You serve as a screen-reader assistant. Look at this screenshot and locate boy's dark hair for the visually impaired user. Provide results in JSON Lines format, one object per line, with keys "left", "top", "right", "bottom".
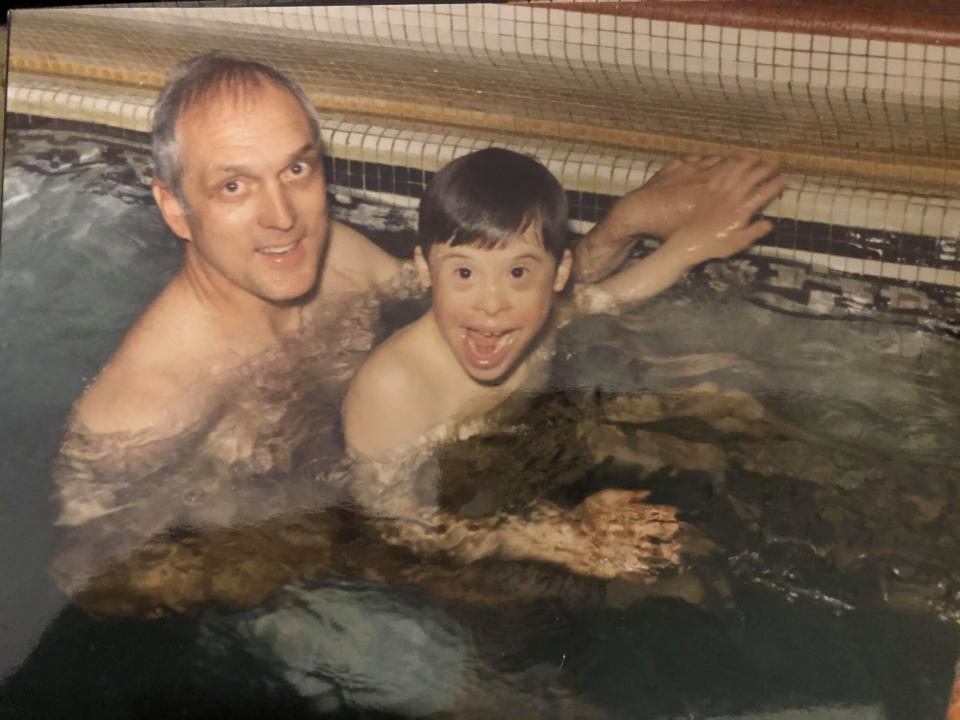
{"left": 418, "top": 148, "right": 569, "bottom": 261}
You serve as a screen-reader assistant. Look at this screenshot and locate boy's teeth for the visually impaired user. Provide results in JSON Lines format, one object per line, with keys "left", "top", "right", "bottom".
{"left": 465, "top": 330, "right": 514, "bottom": 359}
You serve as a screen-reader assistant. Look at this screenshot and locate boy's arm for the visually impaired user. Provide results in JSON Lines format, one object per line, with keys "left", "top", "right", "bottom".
{"left": 589, "top": 157, "right": 786, "bottom": 306}
{"left": 574, "top": 155, "right": 783, "bottom": 283}
{"left": 344, "top": 373, "right": 709, "bottom": 581}
{"left": 351, "top": 450, "right": 709, "bottom": 583}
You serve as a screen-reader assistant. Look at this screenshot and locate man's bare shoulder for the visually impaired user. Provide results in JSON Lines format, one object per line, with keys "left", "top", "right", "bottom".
{"left": 341, "top": 321, "right": 437, "bottom": 457}
{"left": 72, "top": 285, "right": 214, "bottom": 435}
{"left": 321, "top": 220, "right": 404, "bottom": 296}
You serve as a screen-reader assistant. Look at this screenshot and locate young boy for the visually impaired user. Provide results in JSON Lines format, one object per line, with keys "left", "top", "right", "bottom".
{"left": 343, "top": 147, "right": 785, "bottom": 459}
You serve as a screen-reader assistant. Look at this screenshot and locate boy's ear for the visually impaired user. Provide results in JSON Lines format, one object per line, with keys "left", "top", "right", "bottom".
{"left": 152, "top": 180, "right": 193, "bottom": 241}
{"left": 553, "top": 249, "right": 573, "bottom": 292}
{"left": 413, "top": 246, "right": 432, "bottom": 289}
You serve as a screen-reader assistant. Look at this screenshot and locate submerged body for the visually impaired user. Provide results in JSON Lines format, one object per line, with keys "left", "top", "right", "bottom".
{"left": 3, "top": 113, "right": 958, "bottom": 717}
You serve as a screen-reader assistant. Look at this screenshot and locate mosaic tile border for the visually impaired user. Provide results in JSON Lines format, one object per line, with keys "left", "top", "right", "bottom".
{"left": 6, "top": 113, "right": 959, "bottom": 303}
{"left": 9, "top": 6, "right": 960, "bottom": 199}
{"left": 5, "top": 115, "right": 958, "bottom": 338}
{"left": 9, "top": 70, "right": 960, "bottom": 251}
{"left": 11, "top": 5, "right": 960, "bottom": 198}
{"left": 5, "top": 5, "right": 960, "bottom": 295}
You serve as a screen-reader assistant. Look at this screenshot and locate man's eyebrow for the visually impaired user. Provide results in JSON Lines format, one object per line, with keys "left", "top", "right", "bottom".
{"left": 288, "top": 143, "right": 320, "bottom": 163}
{"left": 211, "top": 144, "right": 318, "bottom": 176}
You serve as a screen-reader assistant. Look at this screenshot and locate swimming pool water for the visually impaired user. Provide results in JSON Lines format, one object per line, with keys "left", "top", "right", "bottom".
{"left": 1, "top": 120, "right": 958, "bottom": 719}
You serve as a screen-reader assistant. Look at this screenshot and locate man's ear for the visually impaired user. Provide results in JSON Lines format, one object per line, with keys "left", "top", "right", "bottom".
{"left": 553, "top": 248, "right": 573, "bottom": 292}
{"left": 413, "top": 246, "right": 432, "bottom": 289}
{"left": 152, "top": 180, "right": 193, "bottom": 241}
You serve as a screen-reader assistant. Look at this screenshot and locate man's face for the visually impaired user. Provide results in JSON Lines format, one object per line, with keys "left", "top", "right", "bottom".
{"left": 156, "top": 79, "right": 328, "bottom": 306}
{"left": 416, "top": 226, "right": 572, "bottom": 385}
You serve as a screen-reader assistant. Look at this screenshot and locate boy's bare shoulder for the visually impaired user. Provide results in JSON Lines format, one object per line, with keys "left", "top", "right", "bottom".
{"left": 342, "top": 322, "right": 437, "bottom": 457}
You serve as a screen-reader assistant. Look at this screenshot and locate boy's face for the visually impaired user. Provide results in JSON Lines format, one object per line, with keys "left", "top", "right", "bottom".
{"left": 415, "top": 226, "right": 572, "bottom": 385}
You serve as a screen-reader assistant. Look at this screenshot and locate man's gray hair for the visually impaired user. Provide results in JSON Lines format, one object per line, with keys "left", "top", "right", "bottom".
{"left": 151, "top": 54, "right": 323, "bottom": 204}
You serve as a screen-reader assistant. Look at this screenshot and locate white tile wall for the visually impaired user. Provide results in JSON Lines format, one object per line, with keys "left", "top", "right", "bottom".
{"left": 47, "top": 4, "right": 958, "bottom": 105}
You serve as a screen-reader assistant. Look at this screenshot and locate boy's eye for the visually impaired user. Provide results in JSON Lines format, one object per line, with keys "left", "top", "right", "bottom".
{"left": 510, "top": 266, "right": 527, "bottom": 279}
{"left": 456, "top": 268, "right": 473, "bottom": 280}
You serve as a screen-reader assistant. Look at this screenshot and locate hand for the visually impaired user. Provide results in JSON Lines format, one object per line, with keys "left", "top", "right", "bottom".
{"left": 510, "top": 489, "right": 709, "bottom": 580}
{"left": 609, "top": 155, "right": 782, "bottom": 239}
{"left": 660, "top": 156, "right": 786, "bottom": 265}
{"left": 575, "top": 155, "right": 784, "bottom": 283}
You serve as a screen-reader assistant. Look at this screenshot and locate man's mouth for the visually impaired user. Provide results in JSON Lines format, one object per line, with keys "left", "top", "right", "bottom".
{"left": 257, "top": 239, "right": 301, "bottom": 256}
{"left": 462, "top": 327, "right": 517, "bottom": 369}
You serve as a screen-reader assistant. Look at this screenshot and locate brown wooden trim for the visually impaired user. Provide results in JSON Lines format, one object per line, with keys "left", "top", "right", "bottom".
{"left": 525, "top": 1, "right": 960, "bottom": 46}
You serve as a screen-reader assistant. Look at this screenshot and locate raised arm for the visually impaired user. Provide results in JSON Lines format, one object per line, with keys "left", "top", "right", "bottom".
{"left": 574, "top": 155, "right": 784, "bottom": 283}
{"left": 590, "top": 156, "right": 786, "bottom": 306}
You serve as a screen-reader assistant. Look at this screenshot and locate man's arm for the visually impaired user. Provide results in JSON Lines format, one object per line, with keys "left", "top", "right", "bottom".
{"left": 587, "top": 156, "right": 786, "bottom": 306}
{"left": 573, "top": 155, "right": 783, "bottom": 283}
{"left": 323, "top": 221, "right": 412, "bottom": 297}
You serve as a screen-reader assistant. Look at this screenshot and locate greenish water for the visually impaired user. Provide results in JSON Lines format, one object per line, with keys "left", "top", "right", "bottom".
{"left": 1, "top": 121, "right": 958, "bottom": 719}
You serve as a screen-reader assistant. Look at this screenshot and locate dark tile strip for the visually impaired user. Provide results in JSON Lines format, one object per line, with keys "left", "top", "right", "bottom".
{"left": 6, "top": 113, "right": 958, "bottom": 275}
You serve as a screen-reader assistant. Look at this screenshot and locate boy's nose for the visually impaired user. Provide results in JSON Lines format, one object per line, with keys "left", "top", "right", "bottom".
{"left": 258, "top": 182, "right": 296, "bottom": 231}
{"left": 474, "top": 281, "right": 511, "bottom": 315}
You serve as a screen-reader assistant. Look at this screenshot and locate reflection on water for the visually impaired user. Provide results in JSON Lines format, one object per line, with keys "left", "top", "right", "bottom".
{"left": 1, "top": 123, "right": 958, "bottom": 718}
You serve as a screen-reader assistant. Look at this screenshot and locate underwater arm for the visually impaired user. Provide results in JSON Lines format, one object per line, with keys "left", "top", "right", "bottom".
{"left": 52, "top": 512, "right": 343, "bottom": 617}
{"left": 49, "top": 422, "right": 350, "bottom": 618}
{"left": 574, "top": 155, "right": 784, "bottom": 284}
{"left": 589, "top": 156, "right": 786, "bottom": 306}
{"left": 350, "top": 453, "right": 707, "bottom": 583}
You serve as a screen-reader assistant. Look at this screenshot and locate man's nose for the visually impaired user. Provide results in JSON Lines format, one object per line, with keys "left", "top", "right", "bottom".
{"left": 474, "top": 280, "right": 511, "bottom": 315}
{"left": 258, "top": 182, "right": 296, "bottom": 231}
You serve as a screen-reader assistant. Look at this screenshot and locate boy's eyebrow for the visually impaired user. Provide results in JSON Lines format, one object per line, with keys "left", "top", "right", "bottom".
{"left": 510, "top": 253, "right": 546, "bottom": 263}
{"left": 436, "top": 250, "right": 547, "bottom": 262}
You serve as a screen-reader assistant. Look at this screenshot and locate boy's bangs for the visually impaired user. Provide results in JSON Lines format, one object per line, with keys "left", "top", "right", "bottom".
{"left": 457, "top": 213, "right": 544, "bottom": 251}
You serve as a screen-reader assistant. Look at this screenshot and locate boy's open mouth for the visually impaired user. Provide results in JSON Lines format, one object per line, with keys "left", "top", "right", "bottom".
{"left": 462, "top": 327, "right": 517, "bottom": 368}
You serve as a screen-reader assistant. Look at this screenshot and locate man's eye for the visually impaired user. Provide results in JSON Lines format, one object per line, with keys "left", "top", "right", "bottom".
{"left": 223, "top": 180, "right": 240, "bottom": 194}
{"left": 290, "top": 161, "right": 309, "bottom": 176}
{"left": 510, "top": 266, "right": 527, "bottom": 279}
{"left": 456, "top": 268, "right": 472, "bottom": 280}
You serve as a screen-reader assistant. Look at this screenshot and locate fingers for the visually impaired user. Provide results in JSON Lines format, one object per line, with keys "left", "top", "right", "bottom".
{"left": 732, "top": 218, "right": 775, "bottom": 252}
{"left": 743, "top": 157, "right": 781, "bottom": 187}
{"left": 654, "top": 157, "right": 687, "bottom": 179}
{"left": 746, "top": 174, "right": 788, "bottom": 212}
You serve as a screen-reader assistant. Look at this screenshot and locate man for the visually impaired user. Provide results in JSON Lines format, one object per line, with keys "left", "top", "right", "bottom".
{"left": 73, "top": 56, "right": 401, "bottom": 437}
